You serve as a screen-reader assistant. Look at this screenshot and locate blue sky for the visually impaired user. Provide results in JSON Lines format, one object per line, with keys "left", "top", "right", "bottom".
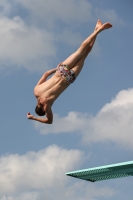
{"left": 0, "top": 0, "right": 133, "bottom": 199}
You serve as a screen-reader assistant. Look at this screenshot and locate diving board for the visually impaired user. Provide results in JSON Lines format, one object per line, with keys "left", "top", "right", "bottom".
{"left": 66, "top": 161, "right": 133, "bottom": 182}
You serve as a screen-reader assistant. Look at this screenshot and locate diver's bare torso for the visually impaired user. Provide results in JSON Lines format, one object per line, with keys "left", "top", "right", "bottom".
{"left": 34, "top": 71, "right": 69, "bottom": 106}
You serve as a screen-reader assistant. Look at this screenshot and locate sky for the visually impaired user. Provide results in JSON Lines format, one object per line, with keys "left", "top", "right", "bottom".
{"left": 0, "top": 0, "right": 133, "bottom": 199}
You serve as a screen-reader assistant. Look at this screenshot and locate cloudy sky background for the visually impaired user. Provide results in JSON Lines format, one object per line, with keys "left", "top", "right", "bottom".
{"left": 0, "top": 0, "right": 133, "bottom": 199}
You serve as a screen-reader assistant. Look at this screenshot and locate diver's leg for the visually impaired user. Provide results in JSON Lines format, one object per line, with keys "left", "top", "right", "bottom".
{"left": 71, "top": 45, "right": 93, "bottom": 77}
{"left": 71, "top": 20, "right": 112, "bottom": 77}
{"left": 62, "top": 32, "right": 98, "bottom": 69}
{"left": 76, "top": 19, "right": 102, "bottom": 59}
{"left": 62, "top": 20, "right": 112, "bottom": 69}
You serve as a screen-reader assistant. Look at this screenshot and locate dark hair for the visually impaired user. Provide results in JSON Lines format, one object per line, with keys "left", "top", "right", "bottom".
{"left": 35, "top": 105, "right": 45, "bottom": 116}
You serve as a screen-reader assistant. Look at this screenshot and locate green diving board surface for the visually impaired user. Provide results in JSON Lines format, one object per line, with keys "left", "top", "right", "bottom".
{"left": 66, "top": 161, "right": 133, "bottom": 182}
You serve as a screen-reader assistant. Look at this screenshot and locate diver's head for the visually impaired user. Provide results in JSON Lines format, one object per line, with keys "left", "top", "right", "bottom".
{"left": 35, "top": 104, "right": 45, "bottom": 116}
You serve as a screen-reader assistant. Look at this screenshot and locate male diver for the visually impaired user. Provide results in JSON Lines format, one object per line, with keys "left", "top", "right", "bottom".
{"left": 27, "top": 20, "right": 112, "bottom": 124}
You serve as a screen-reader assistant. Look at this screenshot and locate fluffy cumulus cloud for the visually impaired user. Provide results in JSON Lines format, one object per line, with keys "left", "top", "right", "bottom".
{"left": 34, "top": 111, "right": 89, "bottom": 135}
{"left": 0, "top": 145, "right": 81, "bottom": 199}
{"left": 35, "top": 88, "right": 133, "bottom": 150}
{"left": 0, "top": 16, "right": 56, "bottom": 71}
{"left": 0, "top": 0, "right": 123, "bottom": 72}
{"left": 0, "top": 145, "right": 116, "bottom": 200}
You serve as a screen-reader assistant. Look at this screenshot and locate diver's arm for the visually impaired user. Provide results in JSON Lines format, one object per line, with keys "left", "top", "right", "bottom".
{"left": 27, "top": 113, "right": 52, "bottom": 124}
{"left": 36, "top": 68, "right": 57, "bottom": 85}
{"left": 27, "top": 112, "right": 53, "bottom": 124}
{"left": 27, "top": 103, "right": 53, "bottom": 124}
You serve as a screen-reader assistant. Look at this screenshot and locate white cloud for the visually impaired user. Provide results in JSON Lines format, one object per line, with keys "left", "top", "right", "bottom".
{"left": 101, "top": 89, "right": 133, "bottom": 111}
{"left": 84, "top": 88, "right": 133, "bottom": 148}
{"left": 35, "top": 88, "right": 133, "bottom": 150}
{"left": 0, "top": 145, "right": 83, "bottom": 197}
{"left": 0, "top": 15, "right": 88, "bottom": 72}
{"left": 0, "top": 145, "right": 116, "bottom": 200}
{"left": 34, "top": 111, "right": 89, "bottom": 135}
{"left": 0, "top": 16, "right": 56, "bottom": 72}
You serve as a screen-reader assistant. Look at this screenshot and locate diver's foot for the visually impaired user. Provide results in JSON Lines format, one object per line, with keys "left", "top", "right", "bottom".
{"left": 95, "top": 19, "right": 103, "bottom": 32}
{"left": 97, "top": 22, "right": 112, "bottom": 33}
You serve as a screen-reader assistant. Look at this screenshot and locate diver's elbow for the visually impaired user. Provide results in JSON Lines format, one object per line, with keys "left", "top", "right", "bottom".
{"left": 47, "top": 119, "right": 53, "bottom": 124}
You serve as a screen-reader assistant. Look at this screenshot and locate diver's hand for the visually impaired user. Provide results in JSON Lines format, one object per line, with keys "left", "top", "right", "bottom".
{"left": 56, "top": 62, "right": 62, "bottom": 69}
{"left": 27, "top": 112, "right": 34, "bottom": 119}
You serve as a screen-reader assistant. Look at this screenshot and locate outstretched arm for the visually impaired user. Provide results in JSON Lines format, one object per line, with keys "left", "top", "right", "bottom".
{"left": 27, "top": 113, "right": 53, "bottom": 124}
{"left": 37, "top": 68, "right": 57, "bottom": 85}
{"left": 27, "top": 104, "right": 53, "bottom": 124}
